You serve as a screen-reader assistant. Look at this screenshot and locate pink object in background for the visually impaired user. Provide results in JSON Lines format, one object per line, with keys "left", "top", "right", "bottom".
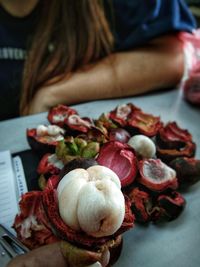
{"left": 179, "top": 29, "right": 200, "bottom": 106}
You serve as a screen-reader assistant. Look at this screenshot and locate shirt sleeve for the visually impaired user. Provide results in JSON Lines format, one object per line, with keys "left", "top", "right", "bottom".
{"left": 110, "top": 0, "right": 197, "bottom": 51}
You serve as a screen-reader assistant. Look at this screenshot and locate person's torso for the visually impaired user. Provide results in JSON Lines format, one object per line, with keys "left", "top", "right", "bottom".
{"left": 0, "top": 4, "right": 38, "bottom": 120}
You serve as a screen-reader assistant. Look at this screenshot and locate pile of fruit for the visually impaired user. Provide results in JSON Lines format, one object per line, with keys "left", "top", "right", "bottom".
{"left": 13, "top": 103, "right": 200, "bottom": 265}
{"left": 27, "top": 103, "right": 200, "bottom": 223}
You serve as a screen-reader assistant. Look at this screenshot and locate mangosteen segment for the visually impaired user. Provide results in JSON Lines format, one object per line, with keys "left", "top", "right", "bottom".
{"left": 97, "top": 141, "right": 138, "bottom": 188}
{"left": 138, "top": 159, "right": 178, "bottom": 192}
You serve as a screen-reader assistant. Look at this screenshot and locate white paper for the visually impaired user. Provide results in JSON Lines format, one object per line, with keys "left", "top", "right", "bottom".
{"left": 13, "top": 156, "right": 28, "bottom": 200}
{"left": 0, "top": 151, "right": 27, "bottom": 233}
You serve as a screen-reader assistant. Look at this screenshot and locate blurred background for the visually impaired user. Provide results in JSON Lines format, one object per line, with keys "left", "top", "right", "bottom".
{"left": 186, "top": 0, "right": 200, "bottom": 25}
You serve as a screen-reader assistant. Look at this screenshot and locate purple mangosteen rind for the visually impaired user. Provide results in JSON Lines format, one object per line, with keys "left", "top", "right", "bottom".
{"left": 156, "top": 141, "right": 196, "bottom": 163}
{"left": 47, "top": 104, "right": 78, "bottom": 127}
{"left": 152, "top": 191, "right": 186, "bottom": 222}
{"left": 169, "top": 157, "right": 200, "bottom": 187}
{"left": 27, "top": 130, "right": 57, "bottom": 154}
{"left": 128, "top": 187, "right": 152, "bottom": 223}
{"left": 137, "top": 159, "right": 178, "bottom": 192}
{"left": 156, "top": 121, "right": 193, "bottom": 149}
{"left": 97, "top": 141, "right": 138, "bottom": 188}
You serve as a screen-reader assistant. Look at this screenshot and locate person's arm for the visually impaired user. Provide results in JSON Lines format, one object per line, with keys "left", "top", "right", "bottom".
{"left": 6, "top": 241, "right": 108, "bottom": 267}
{"left": 24, "top": 33, "right": 184, "bottom": 115}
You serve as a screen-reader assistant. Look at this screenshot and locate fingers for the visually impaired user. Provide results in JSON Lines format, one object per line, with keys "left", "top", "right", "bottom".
{"left": 60, "top": 240, "right": 101, "bottom": 267}
{"left": 6, "top": 241, "right": 110, "bottom": 267}
{"left": 6, "top": 254, "right": 25, "bottom": 267}
{"left": 60, "top": 240, "right": 110, "bottom": 267}
{"left": 6, "top": 243, "right": 67, "bottom": 267}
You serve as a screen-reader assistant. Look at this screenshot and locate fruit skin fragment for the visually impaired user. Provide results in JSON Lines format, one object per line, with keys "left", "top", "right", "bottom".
{"left": 108, "top": 103, "right": 162, "bottom": 136}
{"left": 156, "top": 141, "right": 196, "bottom": 163}
{"left": 37, "top": 153, "right": 63, "bottom": 176}
{"left": 27, "top": 126, "right": 65, "bottom": 154}
{"left": 127, "top": 110, "right": 162, "bottom": 137}
{"left": 97, "top": 141, "right": 138, "bottom": 188}
{"left": 128, "top": 187, "right": 152, "bottom": 223}
{"left": 156, "top": 121, "right": 196, "bottom": 163}
{"left": 151, "top": 191, "right": 186, "bottom": 222}
{"left": 47, "top": 104, "right": 78, "bottom": 127}
{"left": 156, "top": 121, "right": 193, "bottom": 149}
{"left": 169, "top": 157, "right": 200, "bottom": 187}
{"left": 137, "top": 159, "right": 178, "bottom": 192}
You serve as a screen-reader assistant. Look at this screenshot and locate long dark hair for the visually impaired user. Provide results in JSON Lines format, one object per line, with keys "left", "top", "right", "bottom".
{"left": 20, "top": 0, "right": 114, "bottom": 113}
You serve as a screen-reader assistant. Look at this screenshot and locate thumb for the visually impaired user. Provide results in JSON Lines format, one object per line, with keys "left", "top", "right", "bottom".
{"left": 60, "top": 241, "right": 110, "bottom": 267}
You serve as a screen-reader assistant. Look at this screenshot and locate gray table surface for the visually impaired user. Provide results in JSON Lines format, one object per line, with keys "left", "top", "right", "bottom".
{"left": 0, "top": 88, "right": 200, "bottom": 267}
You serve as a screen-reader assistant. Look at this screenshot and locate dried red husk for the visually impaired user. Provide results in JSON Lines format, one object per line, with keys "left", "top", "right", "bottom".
{"left": 156, "top": 121, "right": 192, "bottom": 149}
{"left": 156, "top": 141, "right": 196, "bottom": 163}
{"left": 27, "top": 128, "right": 63, "bottom": 154}
{"left": 127, "top": 110, "right": 162, "bottom": 137}
{"left": 37, "top": 153, "right": 62, "bottom": 176}
{"left": 64, "top": 115, "right": 93, "bottom": 135}
{"left": 38, "top": 174, "right": 61, "bottom": 191}
{"left": 97, "top": 141, "right": 138, "bottom": 188}
{"left": 151, "top": 191, "right": 186, "bottom": 222}
{"left": 47, "top": 104, "right": 78, "bottom": 127}
{"left": 13, "top": 191, "right": 59, "bottom": 249}
{"left": 109, "top": 103, "right": 141, "bottom": 127}
{"left": 169, "top": 157, "right": 200, "bottom": 187}
{"left": 80, "top": 125, "right": 108, "bottom": 144}
{"left": 137, "top": 159, "right": 178, "bottom": 192}
{"left": 128, "top": 187, "right": 152, "bottom": 223}
{"left": 183, "top": 74, "right": 200, "bottom": 106}
{"left": 95, "top": 113, "right": 118, "bottom": 131}
{"left": 45, "top": 175, "right": 60, "bottom": 190}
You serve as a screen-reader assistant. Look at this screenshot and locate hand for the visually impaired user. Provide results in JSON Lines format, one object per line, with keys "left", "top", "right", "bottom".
{"left": 6, "top": 241, "right": 109, "bottom": 267}
{"left": 6, "top": 242, "right": 67, "bottom": 267}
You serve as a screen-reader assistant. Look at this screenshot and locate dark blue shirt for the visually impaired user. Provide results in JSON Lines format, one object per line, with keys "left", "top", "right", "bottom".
{"left": 112, "top": 0, "right": 197, "bottom": 50}
{"left": 0, "top": 0, "right": 197, "bottom": 121}
{"left": 0, "top": 4, "right": 39, "bottom": 120}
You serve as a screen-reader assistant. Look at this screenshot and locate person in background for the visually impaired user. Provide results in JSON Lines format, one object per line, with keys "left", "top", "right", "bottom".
{"left": 0, "top": 0, "right": 197, "bottom": 121}
{"left": 1, "top": 0, "right": 197, "bottom": 265}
